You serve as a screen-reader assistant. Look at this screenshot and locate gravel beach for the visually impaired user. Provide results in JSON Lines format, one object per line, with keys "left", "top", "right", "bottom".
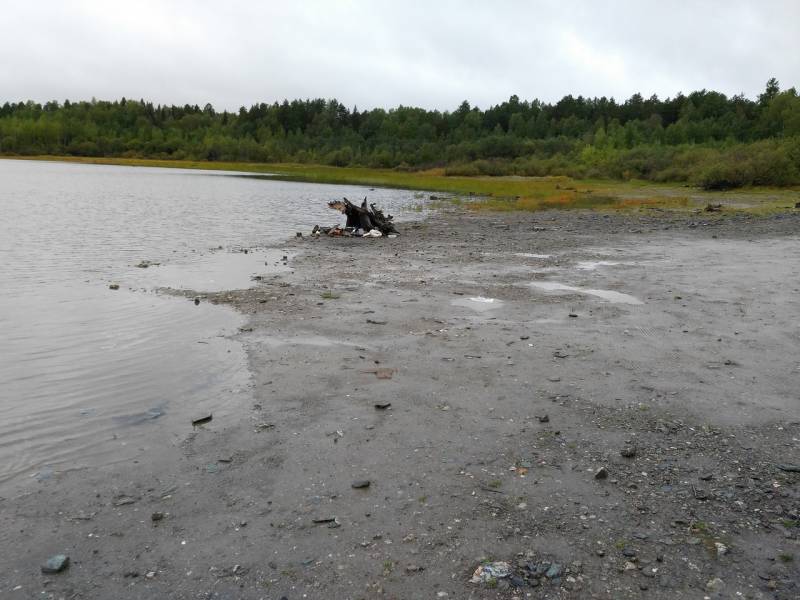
{"left": 2, "top": 207, "right": 799, "bottom": 599}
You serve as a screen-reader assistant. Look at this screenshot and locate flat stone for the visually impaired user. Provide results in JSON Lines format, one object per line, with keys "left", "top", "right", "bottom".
{"left": 41, "top": 555, "right": 70, "bottom": 574}
{"left": 351, "top": 480, "right": 371, "bottom": 489}
{"left": 191, "top": 414, "right": 213, "bottom": 426}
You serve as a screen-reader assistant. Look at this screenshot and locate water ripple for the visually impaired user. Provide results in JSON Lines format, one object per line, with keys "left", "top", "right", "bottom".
{"left": 0, "top": 159, "right": 423, "bottom": 485}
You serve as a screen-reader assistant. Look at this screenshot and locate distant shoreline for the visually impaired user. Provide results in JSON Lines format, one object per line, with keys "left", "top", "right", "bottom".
{"left": 2, "top": 155, "right": 797, "bottom": 214}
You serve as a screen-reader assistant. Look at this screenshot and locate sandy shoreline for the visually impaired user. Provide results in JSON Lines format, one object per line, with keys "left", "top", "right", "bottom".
{"left": 2, "top": 207, "right": 799, "bottom": 599}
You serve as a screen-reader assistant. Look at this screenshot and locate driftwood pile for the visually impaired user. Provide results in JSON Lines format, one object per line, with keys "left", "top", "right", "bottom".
{"left": 312, "top": 197, "right": 399, "bottom": 238}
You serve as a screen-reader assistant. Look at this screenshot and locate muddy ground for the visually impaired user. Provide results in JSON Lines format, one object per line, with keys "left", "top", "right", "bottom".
{"left": 2, "top": 207, "right": 800, "bottom": 599}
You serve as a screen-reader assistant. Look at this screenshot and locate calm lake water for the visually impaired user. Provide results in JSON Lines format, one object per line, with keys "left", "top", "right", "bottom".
{"left": 0, "top": 159, "right": 422, "bottom": 485}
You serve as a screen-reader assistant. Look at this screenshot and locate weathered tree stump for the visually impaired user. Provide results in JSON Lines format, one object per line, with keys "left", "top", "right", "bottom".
{"left": 328, "top": 197, "right": 399, "bottom": 235}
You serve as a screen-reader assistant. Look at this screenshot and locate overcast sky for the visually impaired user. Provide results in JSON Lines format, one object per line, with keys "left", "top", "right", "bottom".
{"left": 2, "top": 0, "right": 797, "bottom": 112}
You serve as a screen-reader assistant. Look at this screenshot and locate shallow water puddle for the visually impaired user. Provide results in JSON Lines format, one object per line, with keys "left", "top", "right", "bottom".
{"left": 252, "top": 334, "right": 368, "bottom": 349}
{"left": 134, "top": 249, "right": 293, "bottom": 292}
{"left": 451, "top": 296, "right": 504, "bottom": 312}
{"left": 576, "top": 260, "right": 627, "bottom": 270}
{"left": 529, "top": 281, "right": 643, "bottom": 305}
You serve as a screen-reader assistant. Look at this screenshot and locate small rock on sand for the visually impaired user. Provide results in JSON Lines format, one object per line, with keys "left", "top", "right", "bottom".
{"left": 41, "top": 555, "right": 70, "bottom": 574}
{"left": 191, "top": 414, "right": 213, "bottom": 426}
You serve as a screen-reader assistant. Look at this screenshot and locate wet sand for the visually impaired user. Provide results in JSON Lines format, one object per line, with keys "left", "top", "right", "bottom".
{"left": 2, "top": 207, "right": 799, "bottom": 599}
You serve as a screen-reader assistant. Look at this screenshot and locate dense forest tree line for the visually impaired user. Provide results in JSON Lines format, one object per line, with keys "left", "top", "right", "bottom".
{"left": 1, "top": 78, "right": 799, "bottom": 189}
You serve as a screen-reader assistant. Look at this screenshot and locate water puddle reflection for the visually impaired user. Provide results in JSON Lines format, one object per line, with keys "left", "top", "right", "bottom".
{"left": 252, "top": 334, "right": 369, "bottom": 349}
{"left": 529, "top": 281, "right": 643, "bottom": 305}
{"left": 131, "top": 249, "right": 293, "bottom": 292}
{"left": 451, "top": 296, "right": 505, "bottom": 311}
{"left": 576, "top": 260, "right": 627, "bottom": 270}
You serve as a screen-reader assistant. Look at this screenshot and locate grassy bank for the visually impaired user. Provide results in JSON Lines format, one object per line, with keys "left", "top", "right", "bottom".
{"left": 5, "top": 155, "right": 798, "bottom": 214}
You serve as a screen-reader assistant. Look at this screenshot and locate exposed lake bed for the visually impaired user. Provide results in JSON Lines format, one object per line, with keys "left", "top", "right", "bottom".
{"left": 2, "top": 162, "right": 800, "bottom": 598}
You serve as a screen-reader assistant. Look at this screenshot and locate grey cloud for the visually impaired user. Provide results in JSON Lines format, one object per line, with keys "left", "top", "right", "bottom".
{"left": 1, "top": 0, "right": 797, "bottom": 111}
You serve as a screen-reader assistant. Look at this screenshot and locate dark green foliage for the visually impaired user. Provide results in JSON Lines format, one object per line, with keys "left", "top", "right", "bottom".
{"left": 1, "top": 79, "right": 799, "bottom": 188}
